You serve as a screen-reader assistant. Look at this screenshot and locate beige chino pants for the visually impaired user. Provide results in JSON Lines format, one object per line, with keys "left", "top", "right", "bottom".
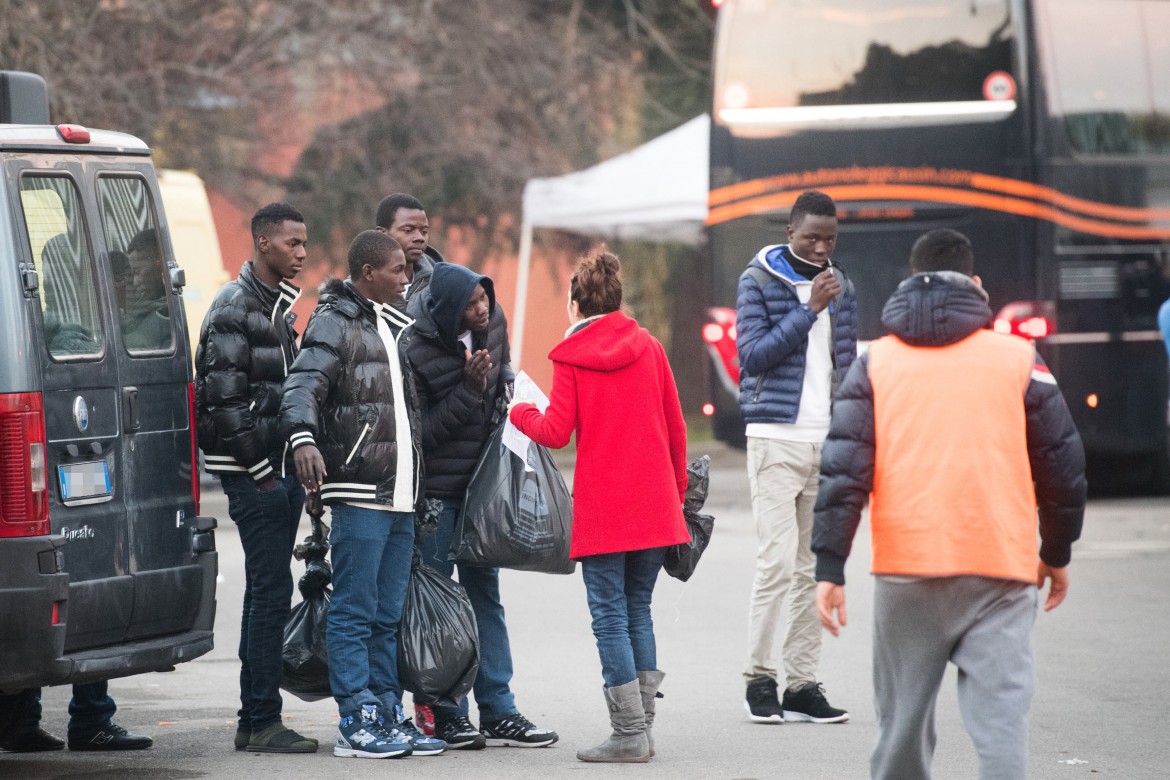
{"left": 743, "top": 436, "right": 822, "bottom": 689}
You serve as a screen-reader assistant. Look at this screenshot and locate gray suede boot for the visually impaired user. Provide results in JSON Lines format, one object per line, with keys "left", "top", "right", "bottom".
{"left": 576, "top": 680, "right": 651, "bottom": 763}
{"left": 637, "top": 670, "right": 665, "bottom": 757}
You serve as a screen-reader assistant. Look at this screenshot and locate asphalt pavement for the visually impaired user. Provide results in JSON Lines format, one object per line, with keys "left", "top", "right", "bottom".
{"left": 6, "top": 442, "right": 1170, "bottom": 779}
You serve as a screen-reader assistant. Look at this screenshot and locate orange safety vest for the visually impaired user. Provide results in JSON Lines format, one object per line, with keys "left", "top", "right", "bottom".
{"left": 867, "top": 329, "right": 1039, "bottom": 583}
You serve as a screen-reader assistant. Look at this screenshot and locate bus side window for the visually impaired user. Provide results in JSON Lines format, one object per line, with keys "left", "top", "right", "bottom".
{"left": 19, "top": 178, "right": 105, "bottom": 359}
{"left": 97, "top": 176, "right": 176, "bottom": 355}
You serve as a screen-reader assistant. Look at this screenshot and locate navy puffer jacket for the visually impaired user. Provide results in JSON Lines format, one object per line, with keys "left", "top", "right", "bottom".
{"left": 735, "top": 245, "right": 858, "bottom": 424}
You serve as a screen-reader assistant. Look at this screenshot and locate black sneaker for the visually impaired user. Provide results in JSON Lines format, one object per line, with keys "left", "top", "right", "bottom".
{"left": 68, "top": 723, "right": 153, "bottom": 751}
{"left": 435, "top": 716, "right": 486, "bottom": 750}
{"left": 745, "top": 678, "right": 784, "bottom": 723}
{"left": 2, "top": 727, "right": 65, "bottom": 752}
{"left": 479, "top": 713, "right": 558, "bottom": 747}
{"left": 781, "top": 682, "right": 850, "bottom": 724}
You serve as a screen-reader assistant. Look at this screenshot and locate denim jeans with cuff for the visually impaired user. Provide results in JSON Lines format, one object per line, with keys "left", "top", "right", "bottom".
{"left": 327, "top": 504, "right": 415, "bottom": 718}
{"left": 417, "top": 501, "right": 518, "bottom": 723}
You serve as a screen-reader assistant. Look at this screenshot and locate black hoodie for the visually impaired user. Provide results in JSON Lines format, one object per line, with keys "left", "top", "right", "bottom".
{"left": 404, "top": 264, "right": 514, "bottom": 501}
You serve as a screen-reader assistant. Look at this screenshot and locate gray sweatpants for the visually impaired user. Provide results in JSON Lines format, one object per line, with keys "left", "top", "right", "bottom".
{"left": 872, "top": 575, "right": 1037, "bottom": 780}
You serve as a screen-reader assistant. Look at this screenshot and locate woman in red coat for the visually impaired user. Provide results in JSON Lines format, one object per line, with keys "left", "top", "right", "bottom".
{"left": 509, "top": 251, "right": 690, "bottom": 764}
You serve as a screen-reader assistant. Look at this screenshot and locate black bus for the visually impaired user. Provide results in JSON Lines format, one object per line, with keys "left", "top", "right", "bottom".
{"left": 702, "top": 0, "right": 1170, "bottom": 490}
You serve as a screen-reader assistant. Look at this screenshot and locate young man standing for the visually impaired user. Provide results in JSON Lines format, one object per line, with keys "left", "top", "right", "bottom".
{"left": 403, "top": 263, "right": 558, "bottom": 750}
{"left": 195, "top": 202, "right": 315, "bottom": 753}
{"left": 375, "top": 192, "right": 446, "bottom": 304}
{"left": 813, "top": 229, "right": 1086, "bottom": 779}
{"left": 281, "top": 231, "right": 446, "bottom": 759}
{"left": 736, "top": 190, "right": 855, "bottom": 725}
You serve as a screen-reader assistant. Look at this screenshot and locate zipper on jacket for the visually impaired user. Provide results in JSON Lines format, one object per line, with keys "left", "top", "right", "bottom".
{"left": 752, "top": 374, "right": 766, "bottom": 403}
{"left": 345, "top": 423, "right": 371, "bottom": 465}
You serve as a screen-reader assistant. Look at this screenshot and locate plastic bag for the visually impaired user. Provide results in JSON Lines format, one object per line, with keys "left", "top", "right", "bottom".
{"left": 281, "top": 588, "right": 332, "bottom": 701}
{"left": 664, "top": 455, "right": 716, "bottom": 582}
{"left": 282, "top": 496, "right": 333, "bottom": 701}
{"left": 398, "top": 552, "right": 480, "bottom": 709}
{"left": 451, "top": 421, "right": 575, "bottom": 574}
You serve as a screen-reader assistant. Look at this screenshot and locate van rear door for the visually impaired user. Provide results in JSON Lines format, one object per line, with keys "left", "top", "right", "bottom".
{"left": 93, "top": 169, "right": 202, "bottom": 641}
{"left": 11, "top": 163, "right": 131, "bottom": 650}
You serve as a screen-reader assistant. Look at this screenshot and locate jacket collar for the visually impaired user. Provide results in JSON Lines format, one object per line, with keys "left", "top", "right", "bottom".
{"left": 239, "top": 262, "right": 301, "bottom": 324}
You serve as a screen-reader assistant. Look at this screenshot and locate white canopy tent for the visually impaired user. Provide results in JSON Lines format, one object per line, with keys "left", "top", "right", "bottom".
{"left": 512, "top": 114, "right": 709, "bottom": 367}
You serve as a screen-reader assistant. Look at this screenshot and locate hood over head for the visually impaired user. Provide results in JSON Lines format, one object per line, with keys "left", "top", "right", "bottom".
{"left": 425, "top": 262, "right": 495, "bottom": 348}
{"left": 550, "top": 310, "right": 650, "bottom": 371}
{"left": 880, "top": 270, "right": 992, "bottom": 347}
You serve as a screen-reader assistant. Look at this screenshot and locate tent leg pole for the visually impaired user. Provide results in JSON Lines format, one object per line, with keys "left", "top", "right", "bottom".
{"left": 512, "top": 219, "right": 534, "bottom": 372}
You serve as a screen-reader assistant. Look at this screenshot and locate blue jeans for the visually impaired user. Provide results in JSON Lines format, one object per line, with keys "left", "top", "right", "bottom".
{"left": 417, "top": 501, "right": 517, "bottom": 723}
{"left": 327, "top": 504, "right": 415, "bottom": 717}
{"left": 15, "top": 682, "right": 116, "bottom": 739}
{"left": 221, "top": 473, "right": 305, "bottom": 731}
{"left": 580, "top": 548, "right": 666, "bottom": 688}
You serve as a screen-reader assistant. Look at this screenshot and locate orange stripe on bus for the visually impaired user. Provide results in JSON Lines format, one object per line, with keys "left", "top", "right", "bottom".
{"left": 709, "top": 168, "right": 1170, "bottom": 223}
{"left": 705, "top": 184, "right": 1170, "bottom": 241}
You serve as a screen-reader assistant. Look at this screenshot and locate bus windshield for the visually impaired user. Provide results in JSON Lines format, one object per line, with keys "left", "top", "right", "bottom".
{"left": 714, "top": 0, "right": 1013, "bottom": 130}
{"left": 1036, "top": 0, "right": 1170, "bottom": 155}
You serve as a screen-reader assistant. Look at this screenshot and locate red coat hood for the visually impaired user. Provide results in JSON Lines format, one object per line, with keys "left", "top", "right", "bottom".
{"left": 549, "top": 311, "right": 649, "bottom": 371}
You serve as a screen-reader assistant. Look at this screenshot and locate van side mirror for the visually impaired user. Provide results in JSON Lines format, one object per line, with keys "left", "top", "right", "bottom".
{"left": 170, "top": 267, "right": 186, "bottom": 289}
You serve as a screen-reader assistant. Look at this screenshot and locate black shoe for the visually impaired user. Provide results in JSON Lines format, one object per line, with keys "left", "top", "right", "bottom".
{"left": 479, "top": 713, "right": 558, "bottom": 747}
{"left": 781, "top": 682, "right": 850, "bottom": 724}
{"left": 435, "top": 716, "right": 487, "bottom": 750}
{"left": 1, "top": 727, "right": 66, "bottom": 752}
{"left": 745, "top": 678, "right": 784, "bottom": 723}
{"left": 68, "top": 723, "right": 154, "bottom": 751}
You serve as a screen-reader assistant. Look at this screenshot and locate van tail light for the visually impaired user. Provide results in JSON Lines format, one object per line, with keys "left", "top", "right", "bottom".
{"left": 0, "top": 392, "right": 50, "bottom": 537}
{"left": 187, "top": 383, "right": 200, "bottom": 515}
{"left": 993, "top": 301, "right": 1055, "bottom": 341}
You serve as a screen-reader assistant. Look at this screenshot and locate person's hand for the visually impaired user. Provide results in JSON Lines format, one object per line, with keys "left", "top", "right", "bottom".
{"left": 1037, "top": 563, "right": 1069, "bottom": 611}
{"left": 294, "top": 444, "right": 327, "bottom": 493}
{"left": 257, "top": 475, "right": 279, "bottom": 493}
{"left": 807, "top": 269, "right": 842, "bottom": 313}
{"left": 817, "top": 581, "right": 847, "bottom": 637}
{"left": 463, "top": 349, "right": 492, "bottom": 395}
{"left": 507, "top": 398, "right": 523, "bottom": 413}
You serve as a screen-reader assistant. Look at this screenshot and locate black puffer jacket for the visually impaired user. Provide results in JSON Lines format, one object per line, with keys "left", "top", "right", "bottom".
{"left": 404, "top": 264, "right": 513, "bottom": 501}
{"left": 280, "top": 279, "right": 424, "bottom": 508}
{"left": 196, "top": 262, "right": 300, "bottom": 482}
{"left": 812, "top": 271, "right": 1086, "bottom": 584}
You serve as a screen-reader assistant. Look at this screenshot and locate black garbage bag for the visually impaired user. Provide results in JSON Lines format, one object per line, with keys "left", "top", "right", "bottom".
{"left": 451, "top": 422, "right": 574, "bottom": 574}
{"left": 282, "top": 495, "right": 333, "bottom": 701}
{"left": 664, "top": 455, "right": 716, "bottom": 582}
{"left": 398, "top": 552, "right": 480, "bottom": 709}
{"left": 281, "top": 588, "right": 333, "bottom": 701}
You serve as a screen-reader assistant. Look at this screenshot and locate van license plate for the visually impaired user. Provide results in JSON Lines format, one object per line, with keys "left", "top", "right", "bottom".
{"left": 58, "top": 461, "right": 112, "bottom": 501}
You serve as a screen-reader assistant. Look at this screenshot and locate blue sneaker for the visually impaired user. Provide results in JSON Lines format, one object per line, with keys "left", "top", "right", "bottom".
{"left": 386, "top": 707, "right": 446, "bottom": 756}
{"left": 335, "top": 705, "right": 412, "bottom": 759}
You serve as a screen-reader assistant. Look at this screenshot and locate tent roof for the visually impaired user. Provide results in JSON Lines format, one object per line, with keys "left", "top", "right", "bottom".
{"left": 521, "top": 114, "right": 709, "bottom": 245}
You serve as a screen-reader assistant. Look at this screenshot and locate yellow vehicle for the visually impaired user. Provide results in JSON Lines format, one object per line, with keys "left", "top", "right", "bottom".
{"left": 157, "top": 169, "right": 229, "bottom": 356}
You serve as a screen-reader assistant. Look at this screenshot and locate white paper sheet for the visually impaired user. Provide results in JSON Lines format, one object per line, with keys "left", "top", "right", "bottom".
{"left": 503, "top": 371, "right": 550, "bottom": 469}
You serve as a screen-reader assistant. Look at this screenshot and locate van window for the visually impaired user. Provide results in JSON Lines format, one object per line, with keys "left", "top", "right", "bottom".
{"left": 19, "top": 176, "right": 105, "bottom": 359}
{"left": 97, "top": 176, "right": 175, "bottom": 354}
